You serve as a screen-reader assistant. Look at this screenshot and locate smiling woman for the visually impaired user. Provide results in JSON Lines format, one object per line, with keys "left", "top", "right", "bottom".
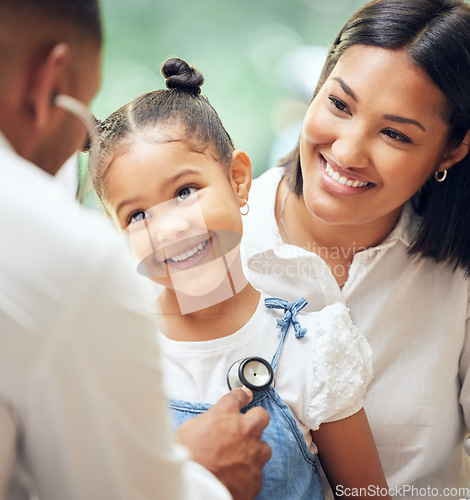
{"left": 242, "top": 0, "right": 470, "bottom": 497}
{"left": 298, "top": 45, "right": 458, "bottom": 239}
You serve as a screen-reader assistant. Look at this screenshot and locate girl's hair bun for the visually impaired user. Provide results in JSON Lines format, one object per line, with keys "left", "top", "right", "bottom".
{"left": 161, "top": 57, "right": 204, "bottom": 95}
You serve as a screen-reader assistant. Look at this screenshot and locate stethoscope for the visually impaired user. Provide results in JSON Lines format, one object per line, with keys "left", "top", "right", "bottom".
{"left": 226, "top": 297, "right": 308, "bottom": 393}
{"left": 227, "top": 357, "right": 274, "bottom": 392}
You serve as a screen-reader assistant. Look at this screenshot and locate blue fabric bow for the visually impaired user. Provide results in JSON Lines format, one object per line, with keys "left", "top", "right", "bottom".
{"left": 264, "top": 297, "right": 308, "bottom": 371}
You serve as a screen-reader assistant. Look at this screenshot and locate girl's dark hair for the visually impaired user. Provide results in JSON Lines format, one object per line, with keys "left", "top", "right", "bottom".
{"left": 281, "top": 0, "right": 470, "bottom": 275}
{"left": 89, "top": 57, "right": 234, "bottom": 200}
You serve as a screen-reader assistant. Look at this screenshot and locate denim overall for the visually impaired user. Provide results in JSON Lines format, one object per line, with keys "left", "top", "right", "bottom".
{"left": 168, "top": 297, "right": 325, "bottom": 500}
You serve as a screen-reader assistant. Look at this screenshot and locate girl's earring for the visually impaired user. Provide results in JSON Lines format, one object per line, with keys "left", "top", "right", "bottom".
{"left": 240, "top": 199, "right": 249, "bottom": 216}
{"left": 434, "top": 169, "right": 447, "bottom": 182}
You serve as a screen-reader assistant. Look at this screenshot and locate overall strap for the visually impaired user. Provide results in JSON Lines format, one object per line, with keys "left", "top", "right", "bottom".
{"left": 264, "top": 297, "right": 308, "bottom": 372}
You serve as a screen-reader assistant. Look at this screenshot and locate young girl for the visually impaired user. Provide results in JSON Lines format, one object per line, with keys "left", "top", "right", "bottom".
{"left": 88, "top": 57, "right": 390, "bottom": 499}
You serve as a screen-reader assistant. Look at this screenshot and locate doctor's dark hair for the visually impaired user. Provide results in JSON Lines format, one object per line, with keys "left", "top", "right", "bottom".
{"left": 281, "top": 0, "right": 470, "bottom": 276}
{"left": 89, "top": 57, "right": 235, "bottom": 201}
{"left": 0, "top": 0, "right": 102, "bottom": 44}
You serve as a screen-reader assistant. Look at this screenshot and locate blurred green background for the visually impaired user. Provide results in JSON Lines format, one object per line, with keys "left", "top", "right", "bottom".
{"left": 80, "top": 0, "right": 369, "bottom": 208}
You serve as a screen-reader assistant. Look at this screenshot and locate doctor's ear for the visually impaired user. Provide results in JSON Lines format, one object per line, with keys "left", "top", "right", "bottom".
{"left": 26, "top": 43, "right": 70, "bottom": 131}
{"left": 230, "top": 150, "right": 252, "bottom": 203}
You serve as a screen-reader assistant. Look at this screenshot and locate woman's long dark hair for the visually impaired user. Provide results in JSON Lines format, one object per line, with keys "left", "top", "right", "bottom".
{"left": 282, "top": 0, "right": 470, "bottom": 275}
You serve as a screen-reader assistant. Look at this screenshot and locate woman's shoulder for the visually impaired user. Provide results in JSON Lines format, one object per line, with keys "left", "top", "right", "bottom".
{"left": 248, "top": 166, "right": 284, "bottom": 214}
{"left": 251, "top": 165, "right": 285, "bottom": 189}
{"left": 242, "top": 167, "right": 285, "bottom": 256}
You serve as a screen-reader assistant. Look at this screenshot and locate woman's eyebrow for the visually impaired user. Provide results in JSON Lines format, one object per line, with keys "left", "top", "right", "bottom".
{"left": 332, "top": 77, "right": 358, "bottom": 102}
{"left": 382, "top": 114, "right": 426, "bottom": 132}
{"left": 332, "top": 77, "right": 426, "bottom": 132}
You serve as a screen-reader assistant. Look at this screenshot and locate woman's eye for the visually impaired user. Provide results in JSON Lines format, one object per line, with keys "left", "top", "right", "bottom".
{"left": 382, "top": 129, "right": 412, "bottom": 144}
{"left": 129, "top": 211, "right": 150, "bottom": 224}
{"left": 176, "top": 186, "right": 197, "bottom": 203}
{"left": 329, "top": 97, "right": 351, "bottom": 115}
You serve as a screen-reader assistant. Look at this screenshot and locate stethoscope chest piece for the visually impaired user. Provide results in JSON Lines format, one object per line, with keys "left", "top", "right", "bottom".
{"left": 227, "top": 356, "right": 274, "bottom": 392}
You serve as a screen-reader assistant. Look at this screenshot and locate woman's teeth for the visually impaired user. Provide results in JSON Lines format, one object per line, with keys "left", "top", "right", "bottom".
{"left": 168, "top": 239, "right": 210, "bottom": 263}
{"left": 325, "top": 163, "right": 370, "bottom": 188}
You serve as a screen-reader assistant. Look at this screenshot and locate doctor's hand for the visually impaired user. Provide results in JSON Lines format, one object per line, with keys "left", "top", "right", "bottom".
{"left": 175, "top": 387, "right": 271, "bottom": 500}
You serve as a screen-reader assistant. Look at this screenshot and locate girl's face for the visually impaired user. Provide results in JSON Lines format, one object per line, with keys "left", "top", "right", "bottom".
{"left": 103, "top": 126, "right": 251, "bottom": 297}
{"left": 300, "top": 45, "right": 463, "bottom": 231}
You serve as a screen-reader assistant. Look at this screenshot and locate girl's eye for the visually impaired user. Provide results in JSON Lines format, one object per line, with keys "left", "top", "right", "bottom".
{"left": 176, "top": 186, "right": 198, "bottom": 203}
{"left": 129, "top": 211, "right": 150, "bottom": 224}
{"left": 382, "top": 129, "right": 412, "bottom": 144}
{"left": 329, "top": 96, "right": 351, "bottom": 115}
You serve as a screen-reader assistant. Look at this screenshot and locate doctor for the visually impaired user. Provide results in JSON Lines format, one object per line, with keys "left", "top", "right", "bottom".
{"left": 0, "top": 1, "right": 270, "bottom": 499}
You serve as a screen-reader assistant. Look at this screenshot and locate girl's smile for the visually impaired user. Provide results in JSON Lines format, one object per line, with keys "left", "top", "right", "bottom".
{"left": 163, "top": 236, "right": 212, "bottom": 268}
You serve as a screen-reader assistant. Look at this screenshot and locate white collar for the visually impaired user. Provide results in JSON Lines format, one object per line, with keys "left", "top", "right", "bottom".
{"left": 378, "top": 201, "right": 421, "bottom": 250}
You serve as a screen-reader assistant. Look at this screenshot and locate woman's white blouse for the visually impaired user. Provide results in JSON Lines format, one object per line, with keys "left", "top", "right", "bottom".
{"left": 242, "top": 166, "right": 470, "bottom": 498}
